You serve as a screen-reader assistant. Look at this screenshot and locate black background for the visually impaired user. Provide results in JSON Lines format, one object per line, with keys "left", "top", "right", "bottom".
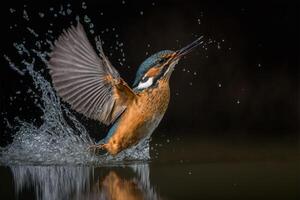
{"left": 0, "top": 0, "right": 299, "bottom": 146}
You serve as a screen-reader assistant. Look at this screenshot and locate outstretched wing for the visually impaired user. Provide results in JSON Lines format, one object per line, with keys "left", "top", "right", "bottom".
{"left": 48, "top": 22, "right": 135, "bottom": 125}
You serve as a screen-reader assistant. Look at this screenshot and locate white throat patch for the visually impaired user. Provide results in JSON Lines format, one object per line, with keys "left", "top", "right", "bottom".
{"left": 137, "top": 77, "right": 154, "bottom": 89}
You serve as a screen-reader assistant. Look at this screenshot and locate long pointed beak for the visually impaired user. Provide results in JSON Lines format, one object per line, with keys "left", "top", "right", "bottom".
{"left": 175, "top": 36, "right": 204, "bottom": 58}
{"left": 163, "top": 36, "right": 204, "bottom": 79}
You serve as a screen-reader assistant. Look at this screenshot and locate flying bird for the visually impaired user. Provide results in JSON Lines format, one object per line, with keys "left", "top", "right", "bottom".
{"left": 48, "top": 22, "right": 202, "bottom": 155}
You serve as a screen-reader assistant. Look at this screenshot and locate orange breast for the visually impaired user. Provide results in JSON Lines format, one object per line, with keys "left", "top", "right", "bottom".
{"left": 104, "top": 79, "right": 170, "bottom": 155}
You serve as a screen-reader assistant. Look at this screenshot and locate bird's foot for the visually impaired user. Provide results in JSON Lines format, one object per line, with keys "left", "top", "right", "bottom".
{"left": 87, "top": 143, "right": 106, "bottom": 154}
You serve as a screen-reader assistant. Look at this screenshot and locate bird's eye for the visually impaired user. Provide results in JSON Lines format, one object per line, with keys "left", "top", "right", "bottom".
{"left": 159, "top": 58, "right": 167, "bottom": 64}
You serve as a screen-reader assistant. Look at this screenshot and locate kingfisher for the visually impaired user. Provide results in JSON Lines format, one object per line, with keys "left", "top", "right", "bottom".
{"left": 48, "top": 22, "right": 202, "bottom": 155}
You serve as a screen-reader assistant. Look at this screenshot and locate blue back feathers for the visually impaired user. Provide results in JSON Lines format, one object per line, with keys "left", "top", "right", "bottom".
{"left": 133, "top": 50, "right": 174, "bottom": 87}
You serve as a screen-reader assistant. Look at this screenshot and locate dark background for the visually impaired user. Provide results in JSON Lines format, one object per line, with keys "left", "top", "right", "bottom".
{"left": 0, "top": 0, "right": 299, "bottom": 146}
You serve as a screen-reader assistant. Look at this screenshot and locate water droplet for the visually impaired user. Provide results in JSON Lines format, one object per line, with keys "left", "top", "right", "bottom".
{"left": 58, "top": 6, "right": 66, "bottom": 16}
{"left": 9, "top": 8, "right": 16, "bottom": 13}
{"left": 23, "top": 10, "right": 29, "bottom": 21}
{"left": 197, "top": 18, "right": 201, "bottom": 24}
{"left": 84, "top": 15, "right": 91, "bottom": 23}
{"left": 38, "top": 12, "right": 45, "bottom": 18}
{"left": 66, "top": 9, "right": 72, "bottom": 15}
{"left": 82, "top": 2, "right": 87, "bottom": 9}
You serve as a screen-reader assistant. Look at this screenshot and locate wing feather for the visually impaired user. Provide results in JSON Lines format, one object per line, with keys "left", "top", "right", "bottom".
{"left": 48, "top": 22, "right": 135, "bottom": 125}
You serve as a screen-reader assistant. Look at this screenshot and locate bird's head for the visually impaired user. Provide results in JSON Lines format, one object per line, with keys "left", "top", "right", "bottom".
{"left": 133, "top": 37, "right": 203, "bottom": 90}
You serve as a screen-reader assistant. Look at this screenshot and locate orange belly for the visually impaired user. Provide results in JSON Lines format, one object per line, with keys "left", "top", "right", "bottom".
{"left": 103, "top": 79, "right": 170, "bottom": 155}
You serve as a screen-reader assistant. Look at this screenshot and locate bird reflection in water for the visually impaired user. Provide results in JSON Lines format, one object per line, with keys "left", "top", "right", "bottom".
{"left": 9, "top": 164, "right": 161, "bottom": 200}
{"left": 98, "top": 171, "right": 144, "bottom": 200}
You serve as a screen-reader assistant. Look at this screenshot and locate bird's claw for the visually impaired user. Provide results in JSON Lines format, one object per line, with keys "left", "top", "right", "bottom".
{"left": 87, "top": 144, "right": 105, "bottom": 154}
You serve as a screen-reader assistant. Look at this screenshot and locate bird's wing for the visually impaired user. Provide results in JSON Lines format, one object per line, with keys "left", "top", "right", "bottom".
{"left": 48, "top": 22, "right": 135, "bottom": 125}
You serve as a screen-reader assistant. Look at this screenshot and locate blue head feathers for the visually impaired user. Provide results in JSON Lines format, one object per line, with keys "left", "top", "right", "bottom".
{"left": 133, "top": 50, "right": 174, "bottom": 87}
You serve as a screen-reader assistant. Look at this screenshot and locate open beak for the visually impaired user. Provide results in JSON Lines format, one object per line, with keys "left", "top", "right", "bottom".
{"left": 167, "top": 36, "right": 203, "bottom": 65}
{"left": 175, "top": 36, "right": 204, "bottom": 58}
{"left": 164, "top": 36, "right": 204, "bottom": 78}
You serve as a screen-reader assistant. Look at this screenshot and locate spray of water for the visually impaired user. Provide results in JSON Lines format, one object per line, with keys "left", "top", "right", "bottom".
{"left": 0, "top": 4, "right": 150, "bottom": 166}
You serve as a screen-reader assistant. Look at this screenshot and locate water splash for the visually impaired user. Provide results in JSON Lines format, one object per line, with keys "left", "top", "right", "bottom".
{"left": 0, "top": 59, "right": 98, "bottom": 165}
{"left": 0, "top": 4, "right": 150, "bottom": 166}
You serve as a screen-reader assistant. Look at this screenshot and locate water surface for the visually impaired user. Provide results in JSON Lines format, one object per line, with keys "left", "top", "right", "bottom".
{"left": 1, "top": 134, "right": 299, "bottom": 200}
